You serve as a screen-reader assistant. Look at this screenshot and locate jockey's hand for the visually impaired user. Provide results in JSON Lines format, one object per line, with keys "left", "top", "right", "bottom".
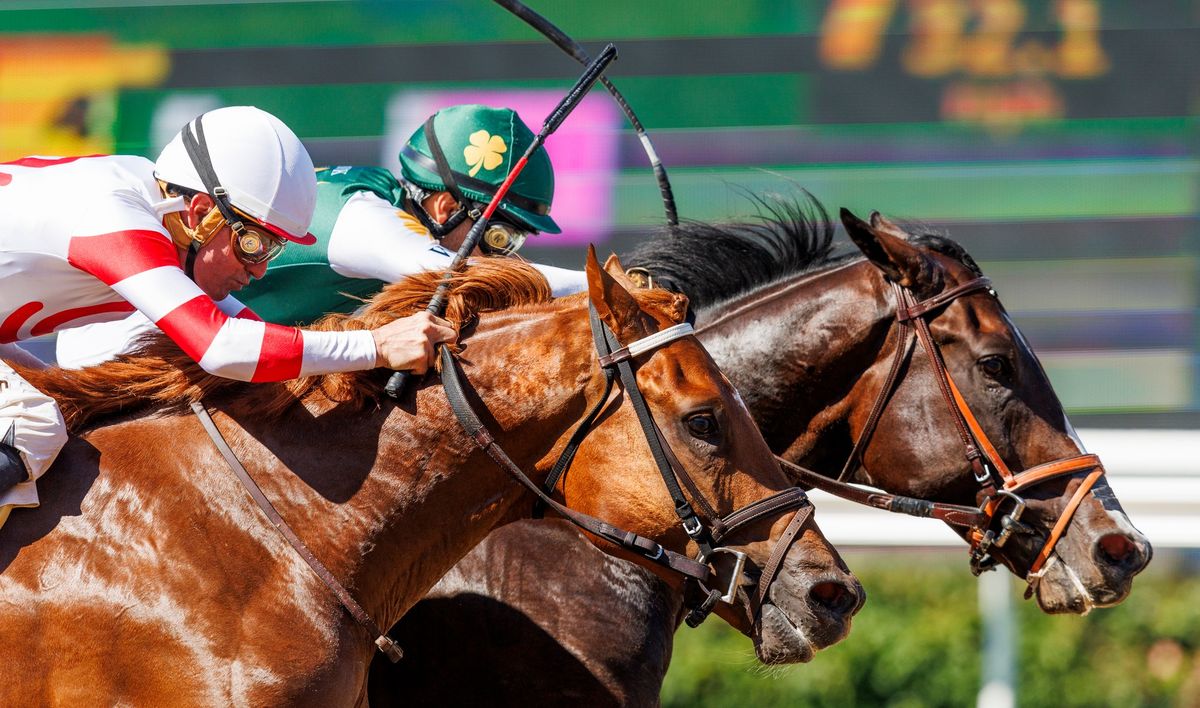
{"left": 370, "top": 312, "right": 457, "bottom": 374}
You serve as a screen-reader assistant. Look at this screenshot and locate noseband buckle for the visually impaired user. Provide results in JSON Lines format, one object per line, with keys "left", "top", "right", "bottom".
{"left": 974, "top": 459, "right": 995, "bottom": 485}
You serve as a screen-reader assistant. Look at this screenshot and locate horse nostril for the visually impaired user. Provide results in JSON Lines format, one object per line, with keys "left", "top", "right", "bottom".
{"left": 809, "top": 580, "right": 858, "bottom": 617}
{"left": 1096, "top": 533, "right": 1139, "bottom": 567}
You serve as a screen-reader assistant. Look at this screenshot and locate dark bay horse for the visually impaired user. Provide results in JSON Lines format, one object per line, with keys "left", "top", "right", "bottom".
{"left": 370, "top": 202, "right": 1150, "bottom": 706}
{"left": 0, "top": 251, "right": 861, "bottom": 705}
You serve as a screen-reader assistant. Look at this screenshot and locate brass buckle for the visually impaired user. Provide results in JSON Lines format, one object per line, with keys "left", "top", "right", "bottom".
{"left": 625, "top": 267, "right": 654, "bottom": 289}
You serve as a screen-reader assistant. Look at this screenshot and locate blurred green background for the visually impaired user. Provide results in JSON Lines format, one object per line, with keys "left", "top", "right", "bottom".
{"left": 2, "top": 1, "right": 1196, "bottom": 704}
{"left": 663, "top": 550, "right": 1200, "bottom": 708}
{"left": 3, "top": 0, "right": 1197, "bottom": 422}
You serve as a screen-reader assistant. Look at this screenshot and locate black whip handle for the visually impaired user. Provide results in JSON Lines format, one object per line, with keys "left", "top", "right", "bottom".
{"left": 544, "top": 43, "right": 616, "bottom": 134}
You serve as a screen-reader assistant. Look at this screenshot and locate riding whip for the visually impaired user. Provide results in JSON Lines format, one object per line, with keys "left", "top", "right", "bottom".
{"left": 385, "top": 43, "right": 619, "bottom": 399}
{"left": 492, "top": 0, "right": 678, "bottom": 226}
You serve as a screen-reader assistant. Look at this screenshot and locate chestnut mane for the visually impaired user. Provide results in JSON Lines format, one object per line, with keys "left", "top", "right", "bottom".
{"left": 19, "top": 259, "right": 556, "bottom": 432}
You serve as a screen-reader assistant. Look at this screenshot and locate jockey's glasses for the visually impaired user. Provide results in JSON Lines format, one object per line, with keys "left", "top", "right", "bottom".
{"left": 226, "top": 207, "right": 287, "bottom": 266}
{"left": 479, "top": 213, "right": 530, "bottom": 257}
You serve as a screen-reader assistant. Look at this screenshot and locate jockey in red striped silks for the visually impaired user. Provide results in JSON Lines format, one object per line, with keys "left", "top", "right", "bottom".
{"left": 0, "top": 106, "right": 455, "bottom": 527}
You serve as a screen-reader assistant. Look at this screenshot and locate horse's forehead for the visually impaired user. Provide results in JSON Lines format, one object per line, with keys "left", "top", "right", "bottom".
{"left": 645, "top": 344, "right": 733, "bottom": 401}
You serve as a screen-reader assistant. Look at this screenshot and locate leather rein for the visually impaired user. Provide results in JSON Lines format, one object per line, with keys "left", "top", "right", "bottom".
{"left": 779, "top": 276, "right": 1105, "bottom": 589}
{"left": 191, "top": 302, "right": 814, "bottom": 663}
{"left": 444, "top": 303, "right": 815, "bottom": 628}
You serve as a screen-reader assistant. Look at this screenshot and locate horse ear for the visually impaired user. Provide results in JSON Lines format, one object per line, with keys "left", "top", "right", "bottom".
{"left": 587, "top": 246, "right": 649, "bottom": 341}
{"left": 602, "top": 253, "right": 641, "bottom": 291}
{"left": 840, "top": 207, "right": 938, "bottom": 291}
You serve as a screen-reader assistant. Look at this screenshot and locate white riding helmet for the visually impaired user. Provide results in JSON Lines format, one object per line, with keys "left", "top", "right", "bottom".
{"left": 154, "top": 106, "right": 317, "bottom": 244}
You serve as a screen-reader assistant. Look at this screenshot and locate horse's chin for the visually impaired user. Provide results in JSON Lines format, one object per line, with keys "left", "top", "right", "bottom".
{"left": 753, "top": 604, "right": 819, "bottom": 664}
{"left": 1031, "top": 557, "right": 1102, "bottom": 615}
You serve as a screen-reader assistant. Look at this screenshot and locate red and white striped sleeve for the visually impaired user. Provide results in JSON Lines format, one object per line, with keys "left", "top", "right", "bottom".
{"left": 66, "top": 202, "right": 376, "bottom": 382}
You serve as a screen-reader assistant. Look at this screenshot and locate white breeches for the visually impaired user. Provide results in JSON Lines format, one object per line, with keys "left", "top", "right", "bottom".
{"left": 0, "top": 356, "right": 67, "bottom": 522}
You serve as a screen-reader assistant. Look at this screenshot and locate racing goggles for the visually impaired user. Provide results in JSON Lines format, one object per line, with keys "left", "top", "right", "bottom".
{"left": 227, "top": 208, "right": 287, "bottom": 265}
{"left": 480, "top": 215, "right": 530, "bottom": 257}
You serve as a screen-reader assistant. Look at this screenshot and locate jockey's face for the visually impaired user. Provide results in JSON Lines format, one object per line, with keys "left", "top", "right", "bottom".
{"left": 422, "top": 191, "right": 478, "bottom": 255}
{"left": 183, "top": 194, "right": 269, "bottom": 300}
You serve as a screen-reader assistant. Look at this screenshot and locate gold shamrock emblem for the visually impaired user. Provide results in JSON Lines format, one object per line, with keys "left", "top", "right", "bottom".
{"left": 463, "top": 130, "right": 507, "bottom": 177}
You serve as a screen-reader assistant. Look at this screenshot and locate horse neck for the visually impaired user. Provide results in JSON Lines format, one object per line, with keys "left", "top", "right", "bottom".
{"left": 697, "top": 260, "right": 893, "bottom": 466}
{"left": 219, "top": 301, "right": 599, "bottom": 634}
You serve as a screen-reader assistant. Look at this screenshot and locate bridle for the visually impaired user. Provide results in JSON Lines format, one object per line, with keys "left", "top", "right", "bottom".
{"left": 782, "top": 276, "right": 1105, "bottom": 590}
{"left": 442, "top": 301, "right": 816, "bottom": 628}
{"left": 191, "top": 297, "right": 811, "bottom": 664}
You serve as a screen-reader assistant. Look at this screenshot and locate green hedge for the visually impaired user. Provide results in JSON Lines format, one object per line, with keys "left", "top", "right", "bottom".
{"left": 663, "top": 550, "right": 1200, "bottom": 707}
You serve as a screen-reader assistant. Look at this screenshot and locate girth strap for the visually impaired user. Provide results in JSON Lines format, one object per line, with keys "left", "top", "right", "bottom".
{"left": 191, "top": 402, "right": 404, "bottom": 663}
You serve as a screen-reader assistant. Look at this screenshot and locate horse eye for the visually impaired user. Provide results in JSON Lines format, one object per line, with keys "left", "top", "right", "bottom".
{"left": 979, "top": 355, "right": 1012, "bottom": 381}
{"left": 685, "top": 413, "right": 720, "bottom": 439}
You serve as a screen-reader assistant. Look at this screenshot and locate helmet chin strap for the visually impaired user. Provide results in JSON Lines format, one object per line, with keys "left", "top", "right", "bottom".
{"left": 403, "top": 193, "right": 473, "bottom": 242}
{"left": 160, "top": 190, "right": 225, "bottom": 280}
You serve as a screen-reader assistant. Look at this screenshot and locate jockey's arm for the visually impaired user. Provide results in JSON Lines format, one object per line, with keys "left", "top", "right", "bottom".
{"left": 56, "top": 296, "right": 245, "bottom": 369}
{"left": 328, "top": 191, "right": 588, "bottom": 297}
{"left": 69, "top": 224, "right": 452, "bottom": 380}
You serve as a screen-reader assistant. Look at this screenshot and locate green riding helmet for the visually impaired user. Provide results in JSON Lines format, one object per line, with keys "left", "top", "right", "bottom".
{"left": 398, "top": 104, "right": 560, "bottom": 235}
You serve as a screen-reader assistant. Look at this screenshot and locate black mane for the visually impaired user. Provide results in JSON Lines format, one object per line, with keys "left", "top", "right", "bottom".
{"left": 622, "top": 196, "right": 987, "bottom": 309}
{"left": 621, "top": 193, "right": 839, "bottom": 309}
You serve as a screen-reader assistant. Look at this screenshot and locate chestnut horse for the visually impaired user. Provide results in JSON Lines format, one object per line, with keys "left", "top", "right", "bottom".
{"left": 369, "top": 203, "right": 1150, "bottom": 706}
{"left": 0, "top": 250, "right": 861, "bottom": 705}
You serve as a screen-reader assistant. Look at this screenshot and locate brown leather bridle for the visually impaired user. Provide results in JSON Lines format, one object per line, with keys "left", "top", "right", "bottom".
{"left": 193, "top": 301, "right": 815, "bottom": 665}
{"left": 784, "top": 276, "right": 1105, "bottom": 588}
{"left": 443, "top": 302, "right": 817, "bottom": 628}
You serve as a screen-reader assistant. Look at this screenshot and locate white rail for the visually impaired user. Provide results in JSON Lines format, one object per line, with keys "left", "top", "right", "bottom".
{"left": 812, "top": 428, "right": 1200, "bottom": 550}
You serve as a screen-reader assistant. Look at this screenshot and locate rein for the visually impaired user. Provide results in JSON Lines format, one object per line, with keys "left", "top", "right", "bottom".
{"left": 443, "top": 303, "right": 814, "bottom": 628}
{"left": 190, "top": 401, "right": 405, "bottom": 663}
{"left": 780, "top": 277, "right": 1105, "bottom": 588}
{"left": 190, "top": 301, "right": 813, "bottom": 662}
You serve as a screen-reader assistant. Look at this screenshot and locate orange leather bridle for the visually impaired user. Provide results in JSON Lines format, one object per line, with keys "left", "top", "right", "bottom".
{"left": 787, "top": 276, "right": 1105, "bottom": 585}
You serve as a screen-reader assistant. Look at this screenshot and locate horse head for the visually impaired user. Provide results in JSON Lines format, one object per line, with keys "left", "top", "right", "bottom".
{"left": 553, "top": 249, "right": 862, "bottom": 663}
{"left": 837, "top": 208, "right": 1151, "bottom": 613}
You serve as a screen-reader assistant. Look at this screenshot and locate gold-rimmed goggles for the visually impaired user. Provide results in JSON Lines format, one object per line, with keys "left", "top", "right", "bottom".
{"left": 225, "top": 206, "right": 287, "bottom": 265}
{"left": 479, "top": 214, "right": 530, "bottom": 257}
